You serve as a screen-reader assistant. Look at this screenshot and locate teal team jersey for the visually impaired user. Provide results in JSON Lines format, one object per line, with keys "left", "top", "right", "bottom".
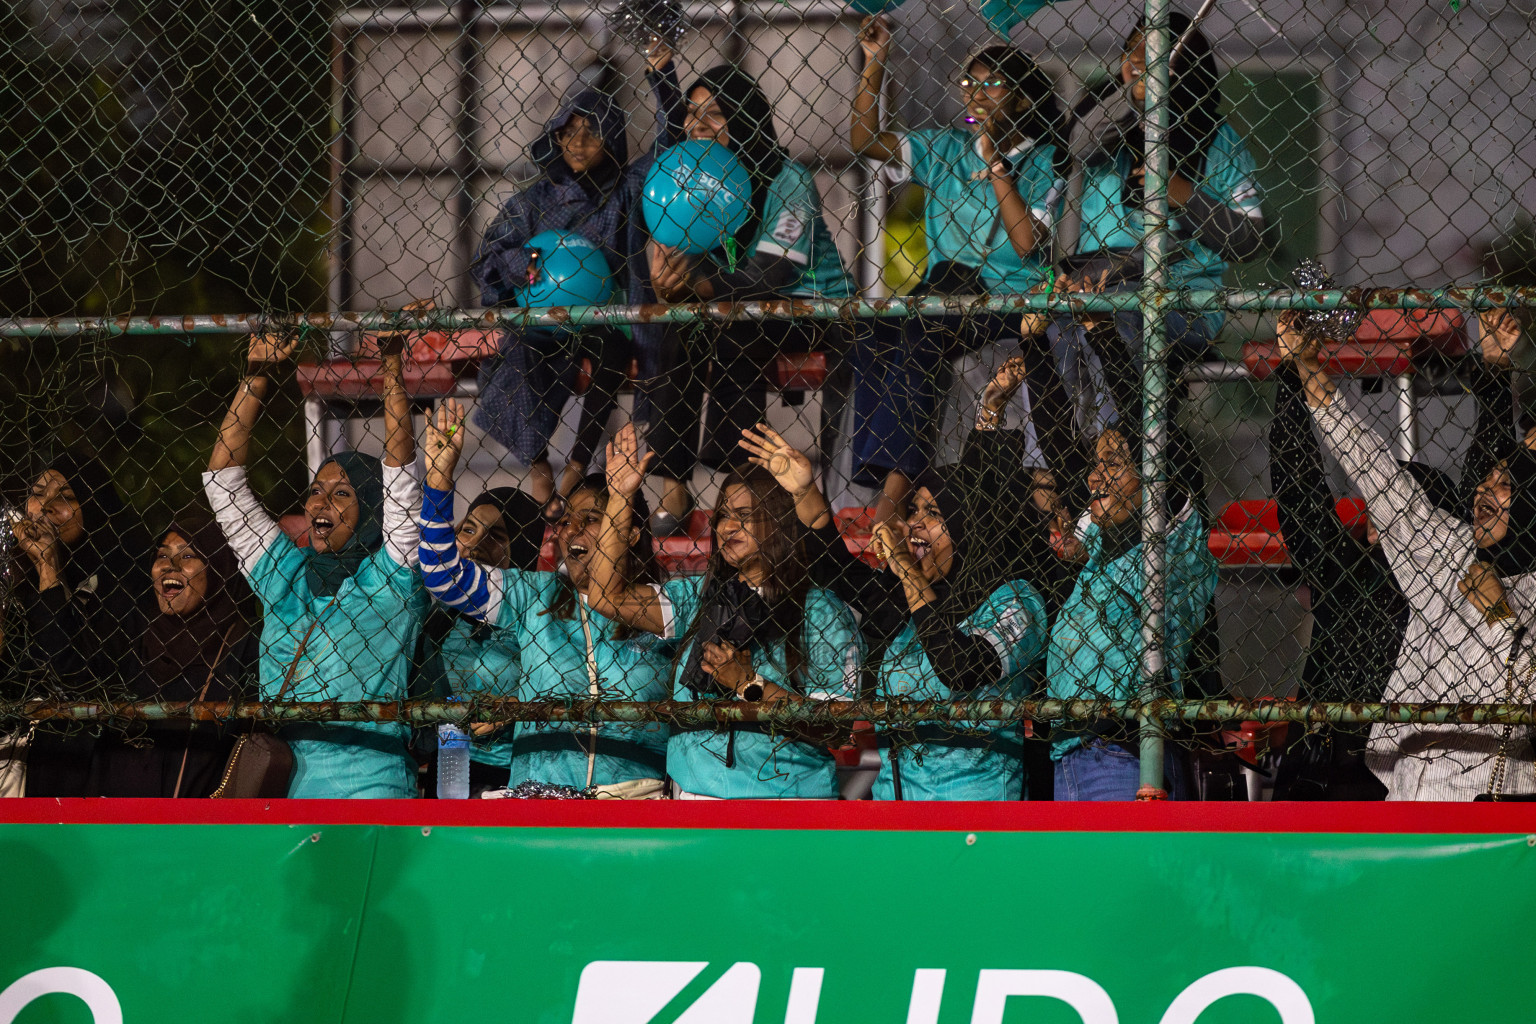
{"left": 1076, "top": 121, "right": 1263, "bottom": 291}
{"left": 435, "top": 616, "right": 521, "bottom": 769}
{"left": 657, "top": 574, "right": 863, "bottom": 798}
{"left": 248, "top": 541, "right": 429, "bottom": 798}
{"left": 706, "top": 159, "right": 853, "bottom": 300}
{"left": 881, "top": 128, "right": 1063, "bottom": 293}
{"left": 873, "top": 581, "right": 1049, "bottom": 801}
{"left": 1046, "top": 502, "right": 1219, "bottom": 761}
{"left": 493, "top": 568, "right": 671, "bottom": 788}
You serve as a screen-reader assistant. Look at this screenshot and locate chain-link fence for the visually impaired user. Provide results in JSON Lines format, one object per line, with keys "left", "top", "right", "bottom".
{"left": 2, "top": 0, "right": 1535, "bottom": 802}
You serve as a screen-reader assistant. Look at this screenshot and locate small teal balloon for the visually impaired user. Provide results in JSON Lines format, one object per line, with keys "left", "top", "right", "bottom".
{"left": 847, "top": 0, "right": 906, "bottom": 15}
{"left": 515, "top": 230, "right": 617, "bottom": 314}
{"left": 642, "top": 140, "right": 752, "bottom": 255}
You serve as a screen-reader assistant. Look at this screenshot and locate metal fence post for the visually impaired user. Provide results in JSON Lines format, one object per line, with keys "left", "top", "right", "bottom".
{"left": 1137, "top": 0, "right": 1173, "bottom": 799}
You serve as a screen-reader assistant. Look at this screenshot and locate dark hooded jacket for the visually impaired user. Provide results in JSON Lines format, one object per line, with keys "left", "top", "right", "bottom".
{"left": 470, "top": 71, "right": 684, "bottom": 309}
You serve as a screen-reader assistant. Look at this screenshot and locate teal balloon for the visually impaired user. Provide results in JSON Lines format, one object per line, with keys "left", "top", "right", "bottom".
{"left": 642, "top": 140, "right": 752, "bottom": 255}
{"left": 976, "top": 0, "right": 1053, "bottom": 37}
{"left": 515, "top": 230, "right": 617, "bottom": 312}
{"left": 848, "top": 0, "right": 906, "bottom": 14}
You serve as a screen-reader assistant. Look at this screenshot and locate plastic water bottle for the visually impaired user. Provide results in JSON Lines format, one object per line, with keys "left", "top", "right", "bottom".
{"left": 436, "top": 718, "right": 471, "bottom": 799}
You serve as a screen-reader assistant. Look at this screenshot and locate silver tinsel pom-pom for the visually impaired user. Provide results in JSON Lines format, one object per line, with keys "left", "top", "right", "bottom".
{"left": 1290, "top": 258, "right": 1364, "bottom": 343}
{"left": 610, "top": 0, "right": 688, "bottom": 51}
{"left": 502, "top": 779, "right": 591, "bottom": 800}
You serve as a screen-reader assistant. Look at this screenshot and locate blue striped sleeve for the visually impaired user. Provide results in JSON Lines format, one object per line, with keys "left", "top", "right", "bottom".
{"left": 418, "top": 484, "right": 504, "bottom": 623}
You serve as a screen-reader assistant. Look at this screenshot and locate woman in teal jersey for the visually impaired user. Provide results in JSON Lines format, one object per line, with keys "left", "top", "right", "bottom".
{"left": 418, "top": 403, "right": 671, "bottom": 792}
{"left": 417, "top": 482, "right": 546, "bottom": 794}
{"left": 642, "top": 64, "right": 854, "bottom": 535}
{"left": 741, "top": 354, "right": 1073, "bottom": 800}
{"left": 588, "top": 425, "right": 863, "bottom": 799}
{"left": 850, "top": 20, "right": 1068, "bottom": 525}
{"left": 1047, "top": 13, "right": 1268, "bottom": 442}
{"left": 203, "top": 332, "right": 428, "bottom": 799}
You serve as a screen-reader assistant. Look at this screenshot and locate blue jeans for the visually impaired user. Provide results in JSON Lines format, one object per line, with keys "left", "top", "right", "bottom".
{"left": 1053, "top": 740, "right": 1191, "bottom": 801}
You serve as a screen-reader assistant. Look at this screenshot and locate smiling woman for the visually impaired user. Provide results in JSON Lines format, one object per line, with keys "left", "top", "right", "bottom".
{"left": 202, "top": 331, "right": 428, "bottom": 799}
{"left": 91, "top": 519, "right": 260, "bottom": 798}
{"left": 585, "top": 425, "right": 864, "bottom": 800}
{"left": 417, "top": 402, "right": 671, "bottom": 795}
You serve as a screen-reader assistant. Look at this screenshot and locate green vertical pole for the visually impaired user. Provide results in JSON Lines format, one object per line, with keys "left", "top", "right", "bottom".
{"left": 1137, "top": 0, "right": 1173, "bottom": 798}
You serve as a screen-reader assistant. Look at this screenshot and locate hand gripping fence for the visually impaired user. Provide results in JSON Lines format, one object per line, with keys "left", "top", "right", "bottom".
{"left": 3, "top": 0, "right": 1536, "bottom": 802}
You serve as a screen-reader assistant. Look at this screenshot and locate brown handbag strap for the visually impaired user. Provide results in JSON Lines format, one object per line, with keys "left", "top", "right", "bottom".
{"left": 276, "top": 594, "right": 345, "bottom": 702}
{"left": 174, "top": 624, "right": 240, "bottom": 799}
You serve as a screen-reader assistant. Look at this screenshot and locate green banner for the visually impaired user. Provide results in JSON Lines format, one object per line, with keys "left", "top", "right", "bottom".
{"left": 1, "top": 823, "right": 1532, "bottom": 1023}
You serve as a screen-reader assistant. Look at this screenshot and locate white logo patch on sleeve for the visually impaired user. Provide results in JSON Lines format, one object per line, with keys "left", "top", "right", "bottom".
{"left": 772, "top": 207, "right": 808, "bottom": 246}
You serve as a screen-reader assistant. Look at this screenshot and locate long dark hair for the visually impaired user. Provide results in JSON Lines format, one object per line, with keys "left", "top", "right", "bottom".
{"left": 1125, "top": 12, "right": 1222, "bottom": 182}
{"left": 965, "top": 45, "right": 1070, "bottom": 178}
{"left": 674, "top": 467, "right": 810, "bottom": 684}
{"left": 546, "top": 475, "right": 659, "bottom": 641}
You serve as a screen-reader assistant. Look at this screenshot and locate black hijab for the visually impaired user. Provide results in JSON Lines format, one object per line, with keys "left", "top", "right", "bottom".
{"left": 687, "top": 65, "right": 785, "bottom": 254}
{"left": 1123, "top": 12, "right": 1223, "bottom": 195}
{"left": 29, "top": 454, "right": 151, "bottom": 610}
{"left": 912, "top": 440, "right": 1060, "bottom": 627}
{"left": 466, "top": 486, "right": 547, "bottom": 573}
{"left": 305, "top": 451, "right": 384, "bottom": 598}
{"left": 1475, "top": 450, "right": 1536, "bottom": 578}
{"left": 140, "top": 519, "right": 257, "bottom": 690}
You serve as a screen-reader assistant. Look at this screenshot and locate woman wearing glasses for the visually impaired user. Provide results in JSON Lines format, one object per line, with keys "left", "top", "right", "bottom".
{"left": 472, "top": 46, "right": 683, "bottom": 510}
{"left": 849, "top": 20, "right": 1068, "bottom": 525}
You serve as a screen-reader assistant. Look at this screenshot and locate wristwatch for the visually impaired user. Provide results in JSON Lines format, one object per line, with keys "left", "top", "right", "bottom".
{"left": 740, "top": 675, "right": 766, "bottom": 702}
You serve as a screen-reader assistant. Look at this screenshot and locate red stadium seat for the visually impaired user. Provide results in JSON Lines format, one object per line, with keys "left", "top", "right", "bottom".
{"left": 295, "top": 358, "right": 460, "bottom": 401}
{"left": 1354, "top": 308, "right": 1467, "bottom": 355}
{"left": 1209, "top": 499, "right": 1287, "bottom": 567}
{"left": 1242, "top": 307, "right": 1466, "bottom": 381}
{"left": 1208, "top": 498, "right": 1375, "bottom": 568}
{"left": 773, "top": 351, "right": 828, "bottom": 391}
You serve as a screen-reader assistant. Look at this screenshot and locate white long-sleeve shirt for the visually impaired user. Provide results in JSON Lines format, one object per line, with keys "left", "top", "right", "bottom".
{"left": 1312, "top": 396, "right": 1536, "bottom": 800}
{"left": 202, "top": 462, "right": 423, "bottom": 576}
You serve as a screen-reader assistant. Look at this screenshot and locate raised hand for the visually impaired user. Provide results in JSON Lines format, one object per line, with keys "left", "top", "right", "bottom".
{"left": 1275, "top": 311, "right": 1322, "bottom": 367}
{"left": 605, "top": 423, "right": 655, "bottom": 500}
{"left": 246, "top": 331, "right": 300, "bottom": 372}
{"left": 739, "top": 424, "right": 815, "bottom": 497}
{"left": 1478, "top": 308, "right": 1523, "bottom": 368}
{"left": 981, "top": 356, "right": 1028, "bottom": 415}
{"left": 644, "top": 37, "right": 674, "bottom": 72}
{"left": 423, "top": 399, "right": 466, "bottom": 489}
{"left": 858, "top": 16, "right": 891, "bottom": 62}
